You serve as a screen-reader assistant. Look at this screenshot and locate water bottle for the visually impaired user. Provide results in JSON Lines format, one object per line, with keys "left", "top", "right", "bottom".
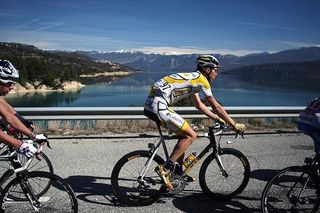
{"left": 183, "top": 152, "right": 197, "bottom": 168}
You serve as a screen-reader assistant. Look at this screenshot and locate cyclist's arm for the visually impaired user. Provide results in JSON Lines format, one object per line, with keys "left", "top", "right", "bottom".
{"left": 0, "top": 97, "right": 35, "bottom": 138}
{"left": 192, "top": 93, "right": 221, "bottom": 121}
{"left": 205, "top": 95, "right": 236, "bottom": 128}
{"left": 0, "top": 129, "right": 22, "bottom": 149}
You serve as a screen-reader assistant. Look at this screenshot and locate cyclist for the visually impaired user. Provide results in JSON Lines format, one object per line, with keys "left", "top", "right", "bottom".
{"left": 144, "top": 55, "right": 246, "bottom": 190}
{"left": 298, "top": 97, "right": 320, "bottom": 154}
{"left": 0, "top": 59, "right": 47, "bottom": 158}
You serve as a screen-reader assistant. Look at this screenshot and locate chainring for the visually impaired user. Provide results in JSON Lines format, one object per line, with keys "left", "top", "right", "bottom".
{"left": 166, "top": 174, "right": 186, "bottom": 194}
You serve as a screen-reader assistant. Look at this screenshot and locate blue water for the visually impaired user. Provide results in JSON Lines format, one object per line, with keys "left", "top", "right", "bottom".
{"left": 6, "top": 72, "right": 319, "bottom": 107}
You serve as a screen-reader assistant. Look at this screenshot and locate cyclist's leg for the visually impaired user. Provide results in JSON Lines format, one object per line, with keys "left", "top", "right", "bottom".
{"left": 170, "top": 125, "right": 197, "bottom": 162}
{"left": 146, "top": 98, "right": 197, "bottom": 188}
{"left": 157, "top": 102, "right": 197, "bottom": 171}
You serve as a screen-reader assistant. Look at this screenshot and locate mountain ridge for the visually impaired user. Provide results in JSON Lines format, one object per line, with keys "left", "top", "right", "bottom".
{"left": 78, "top": 46, "right": 320, "bottom": 72}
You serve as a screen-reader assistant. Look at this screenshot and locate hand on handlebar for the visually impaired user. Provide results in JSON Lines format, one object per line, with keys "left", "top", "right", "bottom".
{"left": 217, "top": 118, "right": 226, "bottom": 125}
{"left": 32, "top": 134, "right": 48, "bottom": 143}
{"left": 18, "top": 142, "right": 37, "bottom": 158}
{"left": 234, "top": 123, "right": 246, "bottom": 133}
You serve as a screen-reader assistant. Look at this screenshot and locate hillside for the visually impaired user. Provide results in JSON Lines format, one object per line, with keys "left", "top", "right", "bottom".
{"left": 0, "top": 42, "right": 135, "bottom": 89}
{"left": 223, "top": 60, "right": 320, "bottom": 90}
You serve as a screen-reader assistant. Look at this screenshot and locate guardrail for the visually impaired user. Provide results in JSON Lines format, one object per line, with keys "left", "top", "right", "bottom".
{"left": 16, "top": 106, "right": 304, "bottom": 120}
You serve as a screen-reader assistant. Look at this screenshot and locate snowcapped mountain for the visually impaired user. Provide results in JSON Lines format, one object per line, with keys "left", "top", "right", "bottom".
{"left": 77, "top": 47, "right": 320, "bottom": 72}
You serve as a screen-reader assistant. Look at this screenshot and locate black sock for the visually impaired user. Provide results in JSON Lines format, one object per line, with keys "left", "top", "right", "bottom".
{"left": 164, "top": 159, "right": 175, "bottom": 171}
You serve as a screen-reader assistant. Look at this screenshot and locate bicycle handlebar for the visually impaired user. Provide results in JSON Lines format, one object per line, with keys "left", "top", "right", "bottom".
{"left": 209, "top": 122, "right": 244, "bottom": 144}
{"left": 14, "top": 138, "right": 50, "bottom": 173}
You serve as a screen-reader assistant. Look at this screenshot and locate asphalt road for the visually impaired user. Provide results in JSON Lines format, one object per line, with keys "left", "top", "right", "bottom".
{"left": 41, "top": 132, "right": 315, "bottom": 213}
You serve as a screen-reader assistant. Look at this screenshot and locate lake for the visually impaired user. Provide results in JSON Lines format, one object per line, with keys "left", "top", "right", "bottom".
{"left": 6, "top": 72, "right": 319, "bottom": 107}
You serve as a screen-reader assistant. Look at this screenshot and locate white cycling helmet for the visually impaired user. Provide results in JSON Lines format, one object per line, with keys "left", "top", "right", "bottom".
{"left": 196, "top": 55, "right": 220, "bottom": 69}
{"left": 0, "top": 60, "right": 19, "bottom": 83}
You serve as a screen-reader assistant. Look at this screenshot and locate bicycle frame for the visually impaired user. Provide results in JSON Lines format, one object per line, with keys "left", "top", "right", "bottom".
{"left": 138, "top": 123, "right": 236, "bottom": 182}
{"left": 0, "top": 149, "right": 34, "bottom": 187}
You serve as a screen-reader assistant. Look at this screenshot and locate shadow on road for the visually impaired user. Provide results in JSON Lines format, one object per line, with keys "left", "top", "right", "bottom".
{"left": 170, "top": 192, "right": 260, "bottom": 213}
{"left": 64, "top": 175, "right": 119, "bottom": 206}
{"left": 250, "top": 169, "right": 280, "bottom": 182}
{"left": 63, "top": 174, "right": 265, "bottom": 212}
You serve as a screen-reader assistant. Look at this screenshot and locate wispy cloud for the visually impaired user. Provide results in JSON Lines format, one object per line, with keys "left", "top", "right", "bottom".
{"left": 228, "top": 21, "right": 302, "bottom": 32}
{"left": 14, "top": 19, "right": 40, "bottom": 30}
{"left": 35, "top": 22, "right": 63, "bottom": 32}
{"left": 278, "top": 40, "right": 320, "bottom": 48}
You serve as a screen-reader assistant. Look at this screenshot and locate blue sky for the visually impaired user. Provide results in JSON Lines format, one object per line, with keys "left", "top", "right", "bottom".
{"left": 1, "top": 0, "right": 319, "bottom": 56}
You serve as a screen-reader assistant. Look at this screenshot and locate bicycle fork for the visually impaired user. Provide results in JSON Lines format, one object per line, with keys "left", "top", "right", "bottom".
{"left": 214, "top": 152, "right": 228, "bottom": 178}
{"left": 18, "top": 171, "right": 41, "bottom": 212}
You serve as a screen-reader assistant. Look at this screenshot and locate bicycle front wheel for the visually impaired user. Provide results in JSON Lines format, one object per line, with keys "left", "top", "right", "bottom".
{"left": 199, "top": 148, "right": 250, "bottom": 200}
{"left": 111, "top": 150, "right": 165, "bottom": 206}
{"left": 261, "top": 166, "right": 320, "bottom": 213}
{"left": 19, "top": 152, "right": 54, "bottom": 174}
{"left": 0, "top": 171, "right": 78, "bottom": 212}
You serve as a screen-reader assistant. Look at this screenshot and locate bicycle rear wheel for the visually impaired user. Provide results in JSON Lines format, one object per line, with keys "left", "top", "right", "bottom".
{"left": 111, "top": 150, "right": 165, "bottom": 206}
{"left": 261, "top": 166, "right": 320, "bottom": 213}
{"left": 199, "top": 148, "right": 250, "bottom": 200}
{"left": 0, "top": 171, "right": 78, "bottom": 212}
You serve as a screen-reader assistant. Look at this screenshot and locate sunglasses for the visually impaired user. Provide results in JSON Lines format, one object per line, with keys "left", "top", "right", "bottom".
{"left": 208, "top": 67, "right": 218, "bottom": 75}
{"left": 0, "top": 81, "right": 16, "bottom": 87}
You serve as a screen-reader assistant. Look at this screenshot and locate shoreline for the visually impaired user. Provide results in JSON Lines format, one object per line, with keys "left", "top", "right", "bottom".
{"left": 8, "top": 71, "right": 134, "bottom": 95}
{"left": 79, "top": 71, "right": 133, "bottom": 78}
{"left": 9, "top": 81, "right": 86, "bottom": 94}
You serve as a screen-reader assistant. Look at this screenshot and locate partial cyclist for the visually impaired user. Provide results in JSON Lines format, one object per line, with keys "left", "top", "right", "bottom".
{"left": 144, "top": 55, "right": 246, "bottom": 190}
{"left": 0, "top": 59, "right": 47, "bottom": 158}
{"left": 298, "top": 97, "right": 320, "bottom": 153}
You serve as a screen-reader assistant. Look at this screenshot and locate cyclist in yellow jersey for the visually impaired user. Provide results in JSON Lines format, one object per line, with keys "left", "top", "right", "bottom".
{"left": 144, "top": 55, "right": 246, "bottom": 190}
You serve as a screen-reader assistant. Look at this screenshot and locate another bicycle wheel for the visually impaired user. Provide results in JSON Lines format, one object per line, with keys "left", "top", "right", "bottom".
{"left": 19, "top": 152, "right": 54, "bottom": 174}
{"left": 111, "top": 150, "right": 166, "bottom": 206}
{"left": 0, "top": 171, "right": 78, "bottom": 212}
{"left": 261, "top": 166, "right": 320, "bottom": 213}
{"left": 199, "top": 148, "right": 250, "bottom": 200}
{"left": 0, "top": 149, "right": 53, "bottom": 175}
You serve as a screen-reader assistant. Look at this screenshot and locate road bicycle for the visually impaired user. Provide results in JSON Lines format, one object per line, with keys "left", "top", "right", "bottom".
{"left": 261, "top": 134, "right": 320, "bottom": 213}
{"left": 111, "top": 122, "right": 251, "bottom": 206}
{"left": 0, "top": 139, "right": 78, "bottom": 212}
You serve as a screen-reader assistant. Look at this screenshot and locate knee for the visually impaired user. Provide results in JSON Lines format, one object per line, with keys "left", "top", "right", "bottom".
{"left": 187, "top": 132, "right": 197, "bottom": 142}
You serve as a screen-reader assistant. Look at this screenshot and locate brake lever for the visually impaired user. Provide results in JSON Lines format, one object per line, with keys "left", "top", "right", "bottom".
{"left": 226, "top": 134, "right": 239, "bottom": 144}
{"left": 226, "top": 132, "right": 244, "bottom": 144}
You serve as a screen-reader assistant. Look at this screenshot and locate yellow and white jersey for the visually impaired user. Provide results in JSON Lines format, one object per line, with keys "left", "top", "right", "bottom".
{"left": 153, "top": 71, "right": 213, "bottom": 105}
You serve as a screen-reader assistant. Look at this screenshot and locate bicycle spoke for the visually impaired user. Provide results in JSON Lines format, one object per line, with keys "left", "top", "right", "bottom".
{"left": 0, "top": 172, "right": 77, "bottom": 212}
{"left": 199, "top": 148, "right": 250, "bottom": 200}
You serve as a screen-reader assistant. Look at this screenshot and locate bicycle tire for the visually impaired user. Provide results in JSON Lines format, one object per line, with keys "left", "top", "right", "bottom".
{"left": 199, "top": 148, "right": 250, "bottom": 200}
{"left": 261, "top": 166, "right": 320, "bottom": 213}
{"left": 0, "top": 171, "right": 78, "bottom": 212}
{"left": 111, "top": 150, "right": 166, "bottom": 206}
